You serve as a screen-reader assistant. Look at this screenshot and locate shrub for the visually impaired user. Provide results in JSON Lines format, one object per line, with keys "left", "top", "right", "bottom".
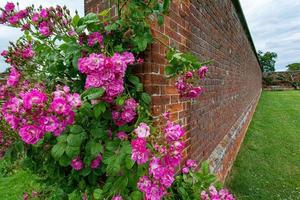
{"left": 0, "top": 1, "right": 233, "bottom": 199}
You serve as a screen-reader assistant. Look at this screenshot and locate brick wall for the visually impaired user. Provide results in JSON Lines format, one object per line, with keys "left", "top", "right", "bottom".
{"left": 85, "top": 0, "right": 262, "bottom": 181}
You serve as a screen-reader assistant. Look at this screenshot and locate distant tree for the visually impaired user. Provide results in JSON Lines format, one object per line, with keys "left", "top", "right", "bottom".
{"left": 257, "top": 50, "right": 277, "bottom": 72}
{"left": 286, "top": 63, "right": 300, "bottom": 71}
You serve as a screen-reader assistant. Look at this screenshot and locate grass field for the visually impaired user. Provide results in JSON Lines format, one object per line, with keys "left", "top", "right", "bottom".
{"left": 226, "top": 91, "right": 300, "bottom": 200}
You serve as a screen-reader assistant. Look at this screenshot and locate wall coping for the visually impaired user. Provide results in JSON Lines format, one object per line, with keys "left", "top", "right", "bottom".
{"left": 231, "top": 0, "right": 261, "bottom": 67}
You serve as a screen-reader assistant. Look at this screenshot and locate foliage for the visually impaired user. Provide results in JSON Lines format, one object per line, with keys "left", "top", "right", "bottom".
{"left": 167, "top": 161, "right": 221, "bottom": 199}
{"left": 0, "top": 1, "right": 228, "bottom": 200}
{"left": 286, "top": 63, "right": 300, "bottom": 71}
{"left": 257, "top": 50, "right": 277, "bottom": 72}
{"left": 226, "top": 91, "right": 300, "bottom": 199}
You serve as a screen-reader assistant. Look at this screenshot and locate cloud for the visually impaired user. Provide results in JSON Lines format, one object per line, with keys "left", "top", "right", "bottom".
{"left": 0, "top": 0, "right": 84, "bottom": 72}
{"left": 240, "top": 0, "right": 300, "bottom": 71}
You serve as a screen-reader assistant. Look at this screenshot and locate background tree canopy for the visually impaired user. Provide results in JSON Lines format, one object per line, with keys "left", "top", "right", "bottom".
{"left": 286, "top": 63, "right": 300, "bottom": 71}
{"left": 258, "top": 50, "right": 277, "bottom": 72}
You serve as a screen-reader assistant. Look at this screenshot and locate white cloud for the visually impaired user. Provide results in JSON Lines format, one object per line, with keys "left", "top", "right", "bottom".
{"left": 240, "top": 0, "right": 300, "bottom": 71}
{"left": 0, "top": 0, "right": 84, "bottom": 72}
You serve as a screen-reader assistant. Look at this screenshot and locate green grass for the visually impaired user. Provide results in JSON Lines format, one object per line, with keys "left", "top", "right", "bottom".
{"left": 0, "top": 160, "right": 43, "bottom": 199}
{"left": 226, "top": 91, "right": 300, "bottom": 200}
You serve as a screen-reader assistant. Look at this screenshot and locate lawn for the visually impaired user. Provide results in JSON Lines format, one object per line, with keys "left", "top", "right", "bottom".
{"left": 226, "top": 91, "right": 300, "bottom": 200}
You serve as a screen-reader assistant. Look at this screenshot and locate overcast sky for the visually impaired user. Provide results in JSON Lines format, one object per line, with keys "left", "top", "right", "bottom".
{"left": 0, "top": 1, "right": 299, "bottom": 72}
{"left": 240, "top": 0, "right": 300, "bottom": 71}
{"left": 0, "top": 0, "right": 84, "bottom": 72}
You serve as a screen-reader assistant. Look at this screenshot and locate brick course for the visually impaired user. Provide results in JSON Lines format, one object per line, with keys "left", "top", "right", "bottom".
{"left": 85, "top": 0, "right": 262, "bottom": 181}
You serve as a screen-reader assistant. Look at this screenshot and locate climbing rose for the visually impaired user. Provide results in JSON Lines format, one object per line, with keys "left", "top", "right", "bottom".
{"left": 4, "top": 2, "right": 15, "bottom": 12}
{"left": 164, "top": 121, "right": 185, "bottom": 141}
{"left": 19, "top": 125, "right": 44, "bottom": 144}
{"left": 87, "top": 32, "right": 103, "bottom": 47}
{"left": 117, "top": 131, "right": 128, "bottom": 140}
{"left": 39, "top": 21, "right": 51, "bottom": 36}
{"left": 71, "top": 157, "right": 83, "bottom": 171}
{"left": 134, "top": 122, "right": 151, "bottom": 138}
{"left": 200, "top": 185, "right": 235, "bottom": 200}
{"left": 131, "top": 138, "right": 150, "bottom": 165}
{"left": 40, "top": 9, "right": 48, "bottom": 19}
{"left": 22, "top": 89, "right": 48, "bottom": 109}
{"left": 90, "top": 154, "right": 102, "bottom": 169}
{"left": 7, "top": 67, "right": 20, "bottom": 87}
{"left": 112, "top": 195, "right": 123, "bottom": 200}
{"left": 198, "top": 66, "right": 208, "bottom": 78}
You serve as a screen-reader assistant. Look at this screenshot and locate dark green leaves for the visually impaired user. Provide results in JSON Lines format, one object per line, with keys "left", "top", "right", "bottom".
{"left": 141, "top": 93, "right": 151, "bottom": 105}
{"left": 93, "top": 102, "right": 107, "bottom": 118}
{"left": 81, "top": 88, "right": 105, "bottom": 100}
{"left": 51, "top": 143, "right": 65, "bottom": 160}
{"left": 70, "top": 125, "right": 85, "bottom": 134}
{"left": 67, "top": 133, "right": 85, "bottom": 147}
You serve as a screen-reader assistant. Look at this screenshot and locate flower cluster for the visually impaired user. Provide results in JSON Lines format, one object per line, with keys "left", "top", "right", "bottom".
{"left": 135, "top": 113, "right": 186, "bottom": 200}
{"left": 181, "top": 159, "right": 197, "bottom": 174}
{"left": 1, "top": 85, "right": 81, "bottom": 144}
{"left": 112, "top": 98, "right": 138, "bottom": 126}
{"left": 0, "top": 2, "right": 28, "bottom": 25}
{"left": 1, "top": 2, "right": 73, "bottom": 36}
{"left": 1, "top": 43, "right": 35, "bottom": 66}
{"left": 71, "top": 153, "right": 102, "bottom": 171}
{"left": 6, "top": 67, "right": 21, "bottom": 87}
{"left": 87, "top": 32, "right": 103, "bottom": 47}
{"left": 201, "top": 186, "right": 235, "bottom": 200}
{"left": 78, "top": 52, "right": 135, "bottom": 102}
{"left": 175, "top": 66, "right": 208, "bottom": 99}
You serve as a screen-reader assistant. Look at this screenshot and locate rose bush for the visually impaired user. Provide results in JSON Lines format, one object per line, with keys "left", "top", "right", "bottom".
{"left": 0, "top": 1, "right": 234, "bottom": 199}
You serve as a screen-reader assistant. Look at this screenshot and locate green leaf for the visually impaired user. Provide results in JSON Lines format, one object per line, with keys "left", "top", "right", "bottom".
{"left": 93, "top": 189, "right": 103, "bottom": 199}
{"left": 59, "top": 154, "right": 71, "bottom": 167}
{"left": 67, "top": 134, "right": 84, "bottom": 147}
{"left": 125, "top": 155, "right": 135, "bottom": 169}
{"left": 165, "top": 66, "right": 176, "bottom": 76}
{"left": 128, "top": 75, "right": 140, "bottom": 85}
{"left": 81, "top": 88, "right": 105, "bottom": 100}
{"left": 157, "top": 14, "right": 164, "bottom": 25}
{"left": 72, "top": 14, "right": 80, "bottom": 26}
{"left": 90, "top": 142, "right": 102, "bottom": 156}
{"left": 65, "top": 146, "right": 80, "bottom": 158}
{"left": 98, "top": 8, "right": 111, "bottom": 17}
{"left": 106, "top": 141, "right": 120, "bottom": 151}
{"left": 115, "top": 96, "right": 126, "bottom": 106}
{"left": 78, "top": 13, "right": 99, "bottom": 26}
{"left": 163, "top": 0, "right": 171, "bottom": 14}
{"left": 94, "top": 102, "right": 106, "bottom": 118}
{"left": 57, "top": 134, "right": 68, "bottom": 143}
{"left": 90, "top": 127, "right": 105, "bottom": 139}
{"left": 51, "top": 143, "right": 65, "bottom": 160}
{"left": 141, "top": 93, "right": 151, "bottom": 105}
{"left": 72, "top": 52, "right": 81, "bottom": 69}
{"left": 81, "top": 168, "right": 92, "bottom": 177}
{"left": 70, "top": 125, "right": 84, "bottom": 134}
{"left": 130, "top": 191, "right": 143, "bottom": 200}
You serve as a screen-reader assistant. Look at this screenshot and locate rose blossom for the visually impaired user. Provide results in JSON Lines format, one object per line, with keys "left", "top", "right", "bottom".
{"left": 90, "top": 154, "right": 102, "bottom": 169}
{"left": 39, "top": 21, "right": 51, "bottom": 36}
{"left": 23, "top": 89, "right": 48, "bottom": 110}
{"left": 134, "top": 122, "right": 151, "bottom": 138}
{"left": 198, "top": 66, "right": 208, "bottom": 78}
{"left": 19, "top": 125, "right": 44, "bottom": 144}
{"left": 131, "top": 138, "right": 150, "bottom": 165}
{"left": 4, "top": 2, "right": 15, "bottom": 12}
{"left": 71, "top": 157, "right": 83, "bottom": 171}
{"left": 117, "top": 131, "right": 128, "bottom": 140}
{"left": 112, "top": 195, "right": 123, "bottom": 200}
